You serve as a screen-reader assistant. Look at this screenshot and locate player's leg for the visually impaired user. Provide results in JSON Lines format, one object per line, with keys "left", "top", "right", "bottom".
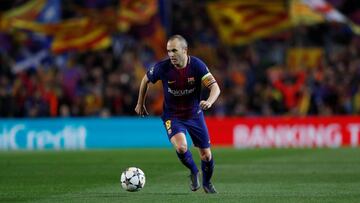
{"left": 164, "top": 119, "right": 200, "bottom": 191}
{"left": 198, "top": 147, "right": 216, "bottom": 193}
{"left": 170, "top": 133, "right": 200, "bottom": 191}
{"left": 170, "top": 132, "right": 198, "bottom": 174}
{"left": 185, "top": 115, "right": 217, "bottom": 193}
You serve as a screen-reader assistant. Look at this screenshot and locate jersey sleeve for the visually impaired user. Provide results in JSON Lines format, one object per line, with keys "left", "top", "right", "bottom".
{"left": 146, "top": 64, "right": 161, "bottom": 83}
{"left": 195, "top": 58, "right": 216, "bottom": 87}
{"left": 196, "top": 58, "right": 210, "bottom": 78}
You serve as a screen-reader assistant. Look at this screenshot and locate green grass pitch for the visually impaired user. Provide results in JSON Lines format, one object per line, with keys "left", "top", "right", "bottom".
{"left": 1, "top": 148, "right": 360, "bottom": 203}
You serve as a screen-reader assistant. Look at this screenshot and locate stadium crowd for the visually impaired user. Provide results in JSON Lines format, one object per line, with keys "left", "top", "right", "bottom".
{"left": 0, "top": 0, "right": 360, "bottom": 117}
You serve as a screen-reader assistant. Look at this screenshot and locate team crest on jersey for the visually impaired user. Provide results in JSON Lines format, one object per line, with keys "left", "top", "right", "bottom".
{"left": 187, "top": 77, "right": 195, "bottom": 85}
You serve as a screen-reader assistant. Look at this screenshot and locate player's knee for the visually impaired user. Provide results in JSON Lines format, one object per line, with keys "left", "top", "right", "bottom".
{"left": 176, "top": 144, "right": 188, "bottom": 154}
{"left": 200, "top": 152, "right": 212, "bottom": 161}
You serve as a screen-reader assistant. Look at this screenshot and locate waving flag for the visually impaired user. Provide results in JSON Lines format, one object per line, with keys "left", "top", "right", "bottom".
{"left": 290, "top": 0, "right": 325, "bottom": 25}
{"left": 287, "top": 47, "right": 324, "bottom": 70}
{"left": 2, "top": 0, "right": 46, "bottom": 20}
{"left": 133, "top": 15, "right": 166, "bottom": 59}
{"left": 127, "top": 0, "right": 166, "bottom": 59}
{"left": 300, "top": 0, "right": 360, "bottom": 34}
{"left": 50, "top": 19, "right": 111, "bottom": 53}
{"left": 13, "top": 50, "right": 50, "bottom": 73}
{"left": 0, "top": 0, "right": 46, "bottom": 31}
{"left": 117, "top": 0, "right": 158, "bottom": 32}
{"left": 1, "top": 0, "right": 60, "bottom": 32}
{"left": 207, "top": 1, "right": 291, "bottom": 45}
{"left": 302, "top": 0, "right": 346, "bottom": 22}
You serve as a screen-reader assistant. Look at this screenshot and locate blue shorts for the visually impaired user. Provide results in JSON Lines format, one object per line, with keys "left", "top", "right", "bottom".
{"left": 162, "top": 114, "right": 211, "bottom": 149}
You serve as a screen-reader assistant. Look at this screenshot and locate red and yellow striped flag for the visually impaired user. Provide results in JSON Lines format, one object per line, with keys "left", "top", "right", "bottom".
{"left": 50, "top": 18, "right": 111, "bottom": 53}
{"left": 207, "top": 1, "right": 291, "bottom": 45}
{"left": 2, "top": 0, "right": 46, "bottom": 20}
{"left": 287, "top": 47, "right": 324, "bottom": 70}
{"left": 8, "top": 17, "right": 111, "bottom": 53}
{"left": 51, "top": 26, "right": 111, "bottom": 53}
{"left": 0, "top": 0, "right": 46, "bottom": 31}
{"left": 117, "top": 0, "right": 158, "bottom": 32}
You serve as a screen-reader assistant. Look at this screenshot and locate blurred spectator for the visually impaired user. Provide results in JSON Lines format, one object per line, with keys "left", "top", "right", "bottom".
{"left": 271, "top": 70, "right": 306, "bottom": 113}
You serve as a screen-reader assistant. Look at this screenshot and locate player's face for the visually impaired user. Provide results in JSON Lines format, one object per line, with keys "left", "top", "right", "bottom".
{"left": 167, "top": 39, "right": 187, "bottom": 68}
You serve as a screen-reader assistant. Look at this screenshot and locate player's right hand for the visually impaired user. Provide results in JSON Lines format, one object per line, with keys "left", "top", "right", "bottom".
{"left": 200, "top": 100, "right": 212, "bottom": 110}
{"left": 135, "top": 104, "right": 149, "bottom": 117}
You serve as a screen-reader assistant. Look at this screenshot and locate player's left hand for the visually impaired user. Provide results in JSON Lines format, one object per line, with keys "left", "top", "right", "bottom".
{"left": 200, "top": 100, "right": 212, "bottom": 110}
{"left": 135, "top": 104, "right": 149, "bottom": 117}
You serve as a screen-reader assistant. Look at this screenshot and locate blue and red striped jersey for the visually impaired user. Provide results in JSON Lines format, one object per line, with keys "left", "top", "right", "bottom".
{"left": 147, "top": 56, "right": 211, "bottom": 120}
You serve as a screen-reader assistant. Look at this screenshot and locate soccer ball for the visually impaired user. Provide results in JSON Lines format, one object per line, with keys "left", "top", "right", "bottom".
{"left": 120, "top": 167, "right": 146, "bottom": 192}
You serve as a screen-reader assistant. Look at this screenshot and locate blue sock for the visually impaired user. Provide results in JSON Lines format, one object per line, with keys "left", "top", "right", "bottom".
{"left": 201, "top": 158, "right": 214, "bottom": 186}
{"left": 176, "top": 150, "right": 199, "bottom": 174}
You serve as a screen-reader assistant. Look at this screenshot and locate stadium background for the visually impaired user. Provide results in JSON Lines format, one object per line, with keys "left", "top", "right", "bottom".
{"left": 1, "top": 0, "right": 360, "bottom": 202}
{"left": 0, "top": 0, "right": 360, "bottom": 149}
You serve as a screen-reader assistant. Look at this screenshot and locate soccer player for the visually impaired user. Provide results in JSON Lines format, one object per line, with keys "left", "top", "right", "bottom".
{"left": 135, "top": 35, "right": 220, "bottom": 194}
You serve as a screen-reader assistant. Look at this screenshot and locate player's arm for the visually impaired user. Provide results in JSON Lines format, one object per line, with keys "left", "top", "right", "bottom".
{"left": 135, "top": 74, "right": 150, "bottom": 116}
{"left": 200, "top": 74, "right": 220, "bottom": 110}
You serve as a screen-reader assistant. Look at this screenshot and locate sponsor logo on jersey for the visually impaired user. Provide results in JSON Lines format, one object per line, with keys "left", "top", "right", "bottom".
{"left": 167, "top": 87, "right": 195, "bottom": 96}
